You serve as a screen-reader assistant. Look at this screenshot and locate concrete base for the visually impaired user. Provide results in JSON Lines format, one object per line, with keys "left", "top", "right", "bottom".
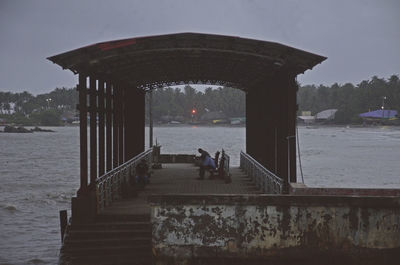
{"left": 289, "top": 182, "right": 400, "bottom": 196}
{"left": 71, "top": 191, "right": 97, "bottom": 225}
{"left": 151, "top": 194, "right": 400, "bottom": 263}
{"left": 154, "top": 248, "right": 400, "bottom": 265}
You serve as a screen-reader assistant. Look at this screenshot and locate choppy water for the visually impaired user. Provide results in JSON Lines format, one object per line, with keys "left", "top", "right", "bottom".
{"left": 0, "top": 125, "right": 400, "bottom": 264}
{"left": 0, "top": 127, "right": 79, "bottom": 265}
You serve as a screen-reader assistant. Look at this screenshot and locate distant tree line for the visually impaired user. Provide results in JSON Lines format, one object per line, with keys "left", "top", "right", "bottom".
{"left": 298, "top": 75, "right": 400, "bottom": 123}
{"left": 0, "top": 87, "right": 77, "bottom": 125}
{"left": 0, "top": 85, "right": 245, "bottom": 125}
{"left": 1, "top": 75, "right": 399, "bottom": 125}
{"left": 148, "top": 85, "right": 245, "bottom": 121}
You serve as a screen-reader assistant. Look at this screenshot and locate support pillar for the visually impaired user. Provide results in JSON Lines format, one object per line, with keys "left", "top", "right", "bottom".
{"left": 287, "top": 76, "right": 297, "bottom": 183}
{"left": 257, "top": 83, "right": 278, "bottom": 172}
{"left": 113, "top": 85, "right": 119, "bottom": 168}
{"left": 105, "top": 81, "right": 112, "bottom": 172}
{"left": 73, "top": 74, "right": 97, "bottom": 224}
{"left": 124, "top": 88, "right": 145, "bottom": 160}
{"left": 98, "top": 79, "right": 105, "bottom": 177}
{"left": 149, "top": 90, "right": 153, "bottom": 148}
{"left": 245, "top": 91, "right": 252, "bottom": 155}
{"left": 89, "top": 77, "right": 97, "bottom": 187}
{"left": 119, "top": 88, "right": 125, "bottom": 164}
{"left": 274, "top": 72, "right": 297, "bottom": 186}
{"left": 246, "top": 85, "right": 276, "bottom": 171}
{"left": 245, "top": 71, "right": 297, "bottom": 191}
{"left": 245, "top": 91, "right": 256, "bottom": 157}
{"left": 78, "top": 74, "right": 88, "bottom": 194}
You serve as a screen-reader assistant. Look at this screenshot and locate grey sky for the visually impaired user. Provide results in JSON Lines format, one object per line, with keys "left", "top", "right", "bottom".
{"left": 0, "top": 0, "right": 399, "bottom": 94}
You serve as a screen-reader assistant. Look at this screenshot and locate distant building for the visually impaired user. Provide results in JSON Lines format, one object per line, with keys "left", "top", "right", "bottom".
{"left": 229, "top": 117, "right": 246, "bottom": 125}
{"left": 315, "top": 109, "right": 338, "bottom": 122}
{"left": 359, "top": 110, "right": 398, "bottom": 123}
{"left": 297, "top": 115, "right": 315, "bottom": 124}
{"left": 173, "top": 116, "right": 185, "bottom": 122}
{"left": 61, "top": 110, "right": 78, "bottom": 124}
{"left": 160, "top": 115, "right": 173, "bottom": 123}
{"left": 159, "top": 115, "right": 185, "bottom": 124}
{"left": 200, "top": 111, "right": 227, "bottom": 122}
{"left": 298, "top": 110, "right": 314, "bottom": 124}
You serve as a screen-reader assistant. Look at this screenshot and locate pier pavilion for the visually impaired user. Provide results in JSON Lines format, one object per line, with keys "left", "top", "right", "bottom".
{"left": 48, "top": 32, "right": 325, "bottom": 194}
{"left": 49, "top": 33, "right": 400, "bottom": 265}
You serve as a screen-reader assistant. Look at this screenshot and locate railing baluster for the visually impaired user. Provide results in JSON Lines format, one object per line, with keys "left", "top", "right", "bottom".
{"left": 240, "top": 151, "right": 283, "bottom": 194}
{"left": 95, "top": 148, "right": 153, "bottom": 211}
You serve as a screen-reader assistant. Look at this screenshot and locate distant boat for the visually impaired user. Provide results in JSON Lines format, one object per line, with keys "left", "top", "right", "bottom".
{"left": 169, "top": 121, "right": 181, "bottom": 124}
{"left": 230, "top": 120, "right": 241, "bottom": 125}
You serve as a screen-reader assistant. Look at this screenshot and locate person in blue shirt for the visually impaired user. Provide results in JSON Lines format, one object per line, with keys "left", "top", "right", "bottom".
{"left": 197, "top": 148, "right": 216, "bottom": 180}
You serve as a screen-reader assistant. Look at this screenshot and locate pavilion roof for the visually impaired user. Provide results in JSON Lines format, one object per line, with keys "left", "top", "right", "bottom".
{"left": 48, "top": 32, "right": 326, "bottom": 91}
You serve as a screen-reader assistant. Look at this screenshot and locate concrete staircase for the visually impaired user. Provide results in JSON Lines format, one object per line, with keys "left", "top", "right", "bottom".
{"left": 59, "top": 214, "right": 153, "bottom": 265}
{"left": 231, "top": 167, "right": 264, "bottom": 194}
{"left": 58, "top": 166, "right": 261, "bottom": 265}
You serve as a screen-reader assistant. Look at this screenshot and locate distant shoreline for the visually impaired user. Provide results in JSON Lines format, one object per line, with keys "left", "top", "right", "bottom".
{"left": 1, "top": 123, "right": 399, "bottom": 130}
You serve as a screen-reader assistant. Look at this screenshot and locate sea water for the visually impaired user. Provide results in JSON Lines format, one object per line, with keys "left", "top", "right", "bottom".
{"left": 0, "top": 125, "right": 399, "bottom": 264}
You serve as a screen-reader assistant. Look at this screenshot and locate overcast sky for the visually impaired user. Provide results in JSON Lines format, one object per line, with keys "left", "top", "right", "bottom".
{"left": 0, "top": 0, "right": 399, "bottom": 94}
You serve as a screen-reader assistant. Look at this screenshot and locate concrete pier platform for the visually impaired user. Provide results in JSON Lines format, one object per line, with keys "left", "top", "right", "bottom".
{"left": 100, "top": 163, "right": 259, "bottom": 216}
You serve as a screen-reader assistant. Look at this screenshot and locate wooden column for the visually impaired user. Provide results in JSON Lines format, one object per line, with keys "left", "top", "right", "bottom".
{"left": 246, "top": 86, "right": 269, "bottom": 165}
{"left": 98, "top": 80, "right": 105, "bottom": 176}
{"left": 245, "top": 90, "right": 256, "bottom": 157}
{"left": 274, "top": 71, "right": 297, "bottom": 186}
{"left": 105, "top": 81, "right": 112, "bottom": 172}
{"left": 257, "top": 80, "right": 279, "bottom": 174}
{"left": 254, "top": 87, "right": 267, "bottom": 165}
{"left": 149, "top": 90, "right": 153, "bottom": 148}
{"left": 246, "top": 72, "right": 297, "bottom": 188}
{"left": 118, "top": 88, "right": 125, "bottom": 164}
{"left": 287, "top": 76, "right": 297, "bottom": 183}
{"left": 89, "top": 77, "right": 97, "bottom": 187}
{"left": 78, "top": 74, "right": 88, "bottom": 194}
{"left": 124, "top": 88, "right": 145, "bottom": 160}
{"left": 113, "top": 85, "right": 119, "bottom": 168}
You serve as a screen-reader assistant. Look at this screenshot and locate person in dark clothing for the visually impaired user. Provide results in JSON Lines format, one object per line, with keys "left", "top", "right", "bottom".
{"left": 198, "top": 148, "right": 210, "bottom": 160}
{"left": 197, "top": 148, "right": 216, "bottom": 179}
{"left": 135, "top": 159, "right": 149, "bottom": 187}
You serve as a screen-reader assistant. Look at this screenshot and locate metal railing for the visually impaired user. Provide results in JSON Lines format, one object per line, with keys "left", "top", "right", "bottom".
{"left": 96, "top": 148, "right": 153, "bottom": 211}
{"left": 240, "top": 151, "right": 283, "bottom": 194}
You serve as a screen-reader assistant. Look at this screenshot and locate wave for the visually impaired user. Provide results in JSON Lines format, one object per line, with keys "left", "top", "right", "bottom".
{"left": 45, "top": 191, "right": 74, "bottom": 204}
{"left": 1, "top": 204, "right": 17, "bottom": 212}
{"left": 28, "top": 258, "right": 46, "bottom": 264}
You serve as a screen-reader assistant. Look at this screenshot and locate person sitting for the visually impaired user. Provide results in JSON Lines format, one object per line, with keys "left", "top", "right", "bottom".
{"left": 214, "top": 151, "right": 220, "bottom": 170}
{"left": 197, "top": 148, "right": 216, "bottom": 180}
{"left": 135, "top": 159, "right": 150, "bottom": 188}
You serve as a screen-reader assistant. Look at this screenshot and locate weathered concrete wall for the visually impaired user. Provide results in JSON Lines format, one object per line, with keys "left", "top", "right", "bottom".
{"left": 150, "top": 195, "right": 400, "bottom": 264}
{"left": 290, "top": 183, "right": 400, "bottom": 196}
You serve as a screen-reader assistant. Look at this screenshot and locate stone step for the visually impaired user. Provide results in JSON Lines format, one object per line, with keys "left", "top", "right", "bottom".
{"left": 96, "top": 214, "right": 150, "bottom": 223}
{"left": 61, "top": 245, "right": 152, "bottom": 257}
{"left": 60, "top": 253, "right": 153, "bottom": 265}
{"left": 67, "top": 229, "right": 150, "bottom": 240}
{"left": 63, "top": 237, "right": 151, "bottom": 248}
{"left": 233, "top": 175, "right": 248, "bottom": 178}
{"left": 70, "top": 221, "right": 151, "bottom": 231}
